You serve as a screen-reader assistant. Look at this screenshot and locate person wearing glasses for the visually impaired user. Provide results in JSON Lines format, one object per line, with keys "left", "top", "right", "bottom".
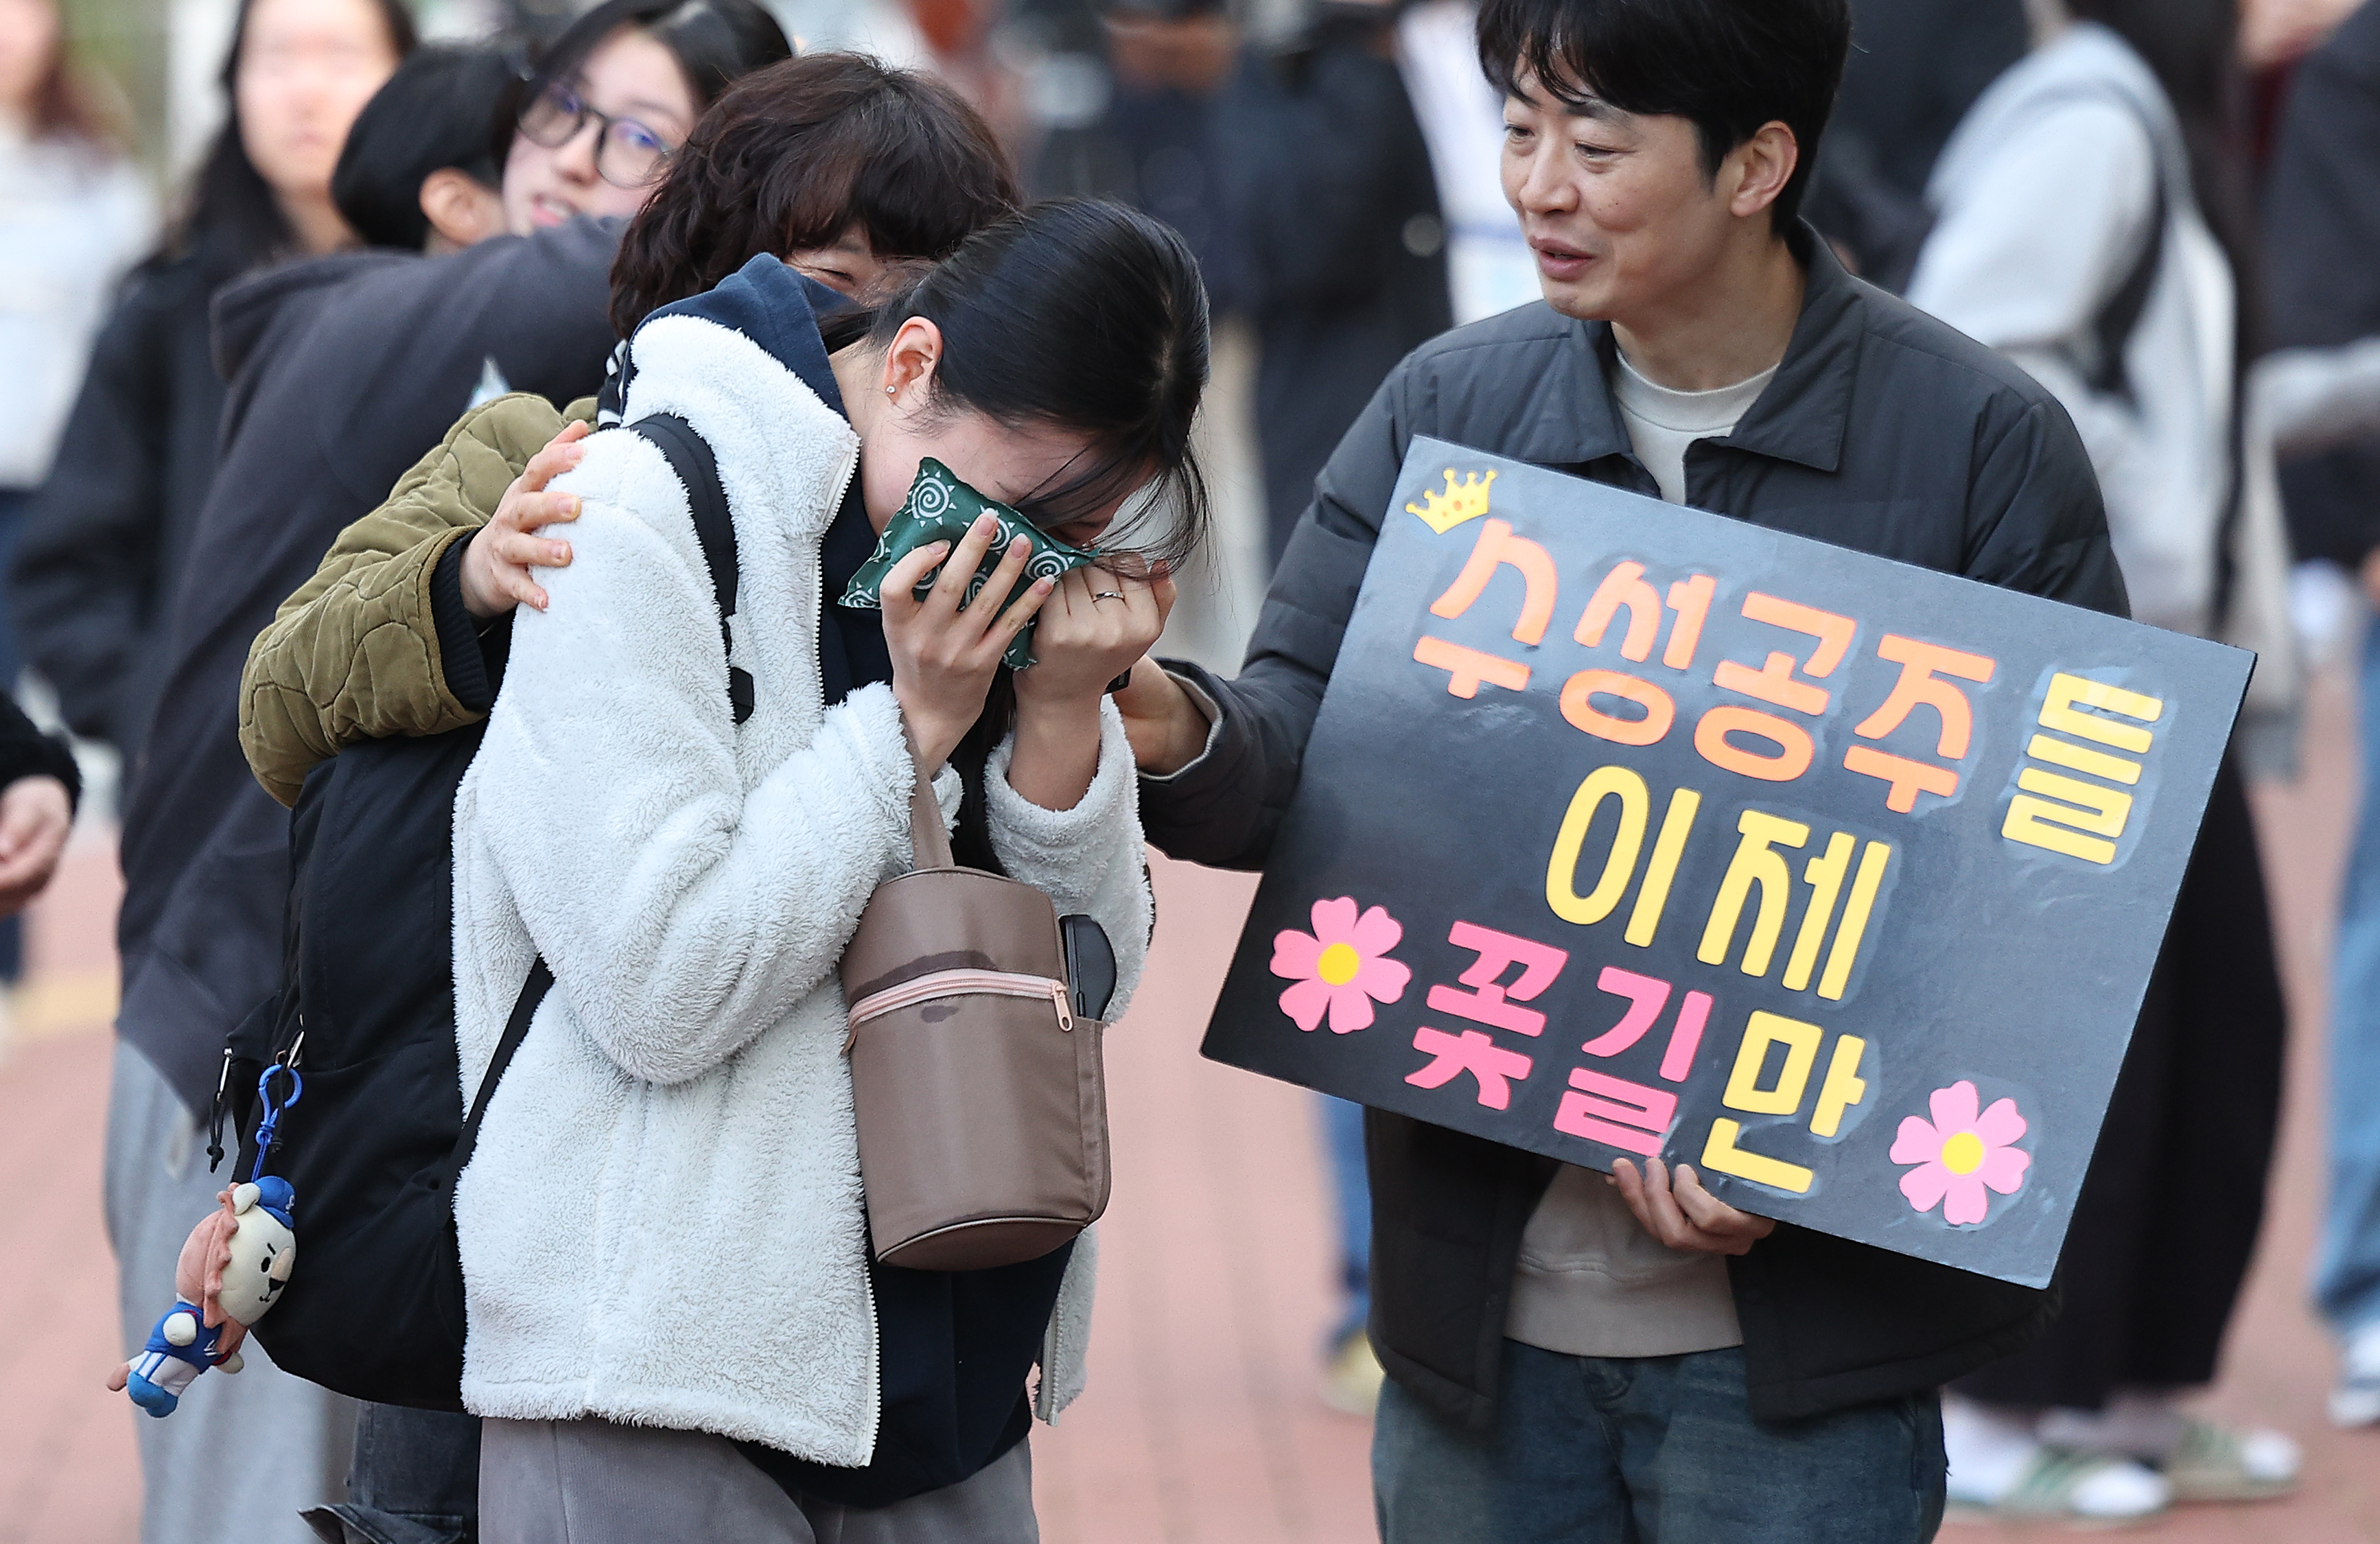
{"left": 104, "top": 5, "right": 795, "bottom": 1542}
{"left": 503, "top": 5, "right": 710, "bottom": 231}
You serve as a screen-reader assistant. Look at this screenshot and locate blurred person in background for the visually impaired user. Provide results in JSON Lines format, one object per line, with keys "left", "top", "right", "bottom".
{"left": 99, "top": 8, "right": 789, "bottom": 1543}
{"left": 8, "top": 0, "right": 410, "bottom": 780}
{"left": 1215, "top": 0, "right": 1445, "bottom": 572}
{"left": 2245, "top": 0, "right": 2367, "bottom": 63}
{"left": 0, "top": 693, "right": 76, "bottom": 915}
{"left": 1395, "top": 0, "right": 1538, "bottom": 327}
{"left": 1905, "top": 0, "right": 2300, "bottom": 1521}
{"left": 0, "top": 0, "right": 89, "bottom": 943}
{"left": 0, "top": 0, "right": 150, "bottom": 1005}
{"left": 1216, "top": 0, "right": 1445, "bottom": 1418}
{"left": 1032, "top": 0, "right": 1240, "bottom": 311}
{"left": 1212, "top": 0, "right": 1528, "bottom": 1416}
{"left": 25, "top": 5, "right": 411, "bottom": 1544}
{"left": 2263, "top": 0, "right": 2380, "bottom": 1433}
{"left": 1213, "top": 0, "right": 1538, "bottom": 561}
{"left": 1801, "top": 0, "right": 2028, "bottom": 291}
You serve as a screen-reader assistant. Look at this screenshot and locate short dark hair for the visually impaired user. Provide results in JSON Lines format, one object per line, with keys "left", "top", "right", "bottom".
{"left": 1476, "top": 0, "right": 1851, "bottom": 227}
{"left": 333, "top": 43, "right": 516, "bottom": 250}
{"left": 608, "top": 54, "right": 1021, "bottom": 336}
{"left": 859, "top": 199, "right": 1211, "bottom": 565}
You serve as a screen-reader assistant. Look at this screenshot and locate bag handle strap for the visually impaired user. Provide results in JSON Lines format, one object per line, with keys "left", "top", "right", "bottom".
{"left": 905, "top": 727, "right": 954, "bottom": 872}
{"left": 452, "top": 957, "right": 554, "bottom": 1173}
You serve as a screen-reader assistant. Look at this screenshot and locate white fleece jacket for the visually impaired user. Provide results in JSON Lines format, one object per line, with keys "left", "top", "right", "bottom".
{"left": 447, "top": 309, "right": 1152, "bottom": 1464}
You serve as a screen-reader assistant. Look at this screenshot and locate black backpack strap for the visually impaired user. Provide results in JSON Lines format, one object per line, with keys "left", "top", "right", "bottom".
{"left": 450, "top": 419, "right": 745, "bottom": 1156}
{"left": 2086, "top": 171, "right": 2166, "bottom": 399}
{"left": 2025, "top": 85, "right": 2173, "bottom": 401}
{"left": 453, "top": 957, "right": 554, "bottom": 1171}
{"left": 626, "top": 413, "right": 754, "bottom": 724}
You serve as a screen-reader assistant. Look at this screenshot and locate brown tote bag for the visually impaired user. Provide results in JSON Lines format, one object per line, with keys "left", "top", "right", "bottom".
{"left": 839, "top": 742, "right": 1112, "bottom": 1271}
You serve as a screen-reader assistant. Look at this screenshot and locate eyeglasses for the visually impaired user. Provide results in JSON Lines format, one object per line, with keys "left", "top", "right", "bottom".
{"left": 517, "top": 81, "right": 677, "bottom": 189}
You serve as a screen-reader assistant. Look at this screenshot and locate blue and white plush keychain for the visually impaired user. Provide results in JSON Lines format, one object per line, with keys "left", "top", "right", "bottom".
{"left": 108, "top": 1064, "right": 303, "bottom": 1416}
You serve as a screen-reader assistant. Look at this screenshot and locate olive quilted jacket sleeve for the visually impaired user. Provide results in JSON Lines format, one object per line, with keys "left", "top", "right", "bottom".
{"left": 239, "top": 392, "right": 598, "bottom": 806}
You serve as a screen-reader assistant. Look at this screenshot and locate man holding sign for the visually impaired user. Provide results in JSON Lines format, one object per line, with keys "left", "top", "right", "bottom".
{"left": 1117, "top": 0, "right": 2148, "bottom": 1536}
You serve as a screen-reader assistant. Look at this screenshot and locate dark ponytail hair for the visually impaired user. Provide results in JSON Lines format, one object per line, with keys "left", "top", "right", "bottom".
{"left": 848, "top": 199, "right": 1213, "bottom": 567}
{"left": 608, "top": 53, "right": 1019, "bottom": 337}
{"left": 166, "top": 0, "right": 419, "bottom": 279}
{"left": 913, "top": 202, "right": 1212, "bottom": 874}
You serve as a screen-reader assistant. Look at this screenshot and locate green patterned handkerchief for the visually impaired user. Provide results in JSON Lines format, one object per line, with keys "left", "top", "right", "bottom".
{"left": 839, "top": 458, "right": 1098, "bottom": 669}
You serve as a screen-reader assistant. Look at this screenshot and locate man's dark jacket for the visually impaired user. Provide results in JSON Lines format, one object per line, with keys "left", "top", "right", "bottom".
{"left": 2262, "top": 0, "right": 2380, "bottom": 569}
{"left": 12, "top": 242, "right": 232, "bottom": 762}
{"left": 1216, "top": 8, "right": 1453, "bottom": 562}
{"left": 115, "top": 218, "right": 619, "bottom": 1116}
{"left": 1141, "top": 229, "right": 2127, "bottom": 1426}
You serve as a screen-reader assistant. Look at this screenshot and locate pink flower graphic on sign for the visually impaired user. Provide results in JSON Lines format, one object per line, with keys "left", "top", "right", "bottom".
{"left": 1890, "top": 1081, "right": 2031, "bottom": 1226}
{"left": 1271, "top": 897, "right": 1412, "bottom": 1033}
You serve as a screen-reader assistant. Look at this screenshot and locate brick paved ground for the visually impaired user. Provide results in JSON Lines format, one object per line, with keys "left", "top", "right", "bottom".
{"left": 1, "top": 834, "right": 138, "bottom": 1544}
{"left": 6, "top": 671, "right": 2379, "bottom": 1542}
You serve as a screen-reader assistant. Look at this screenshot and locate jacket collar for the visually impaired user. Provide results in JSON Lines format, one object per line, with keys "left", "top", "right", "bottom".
{"left": 642, "top": 253, "right": 851, "bottom": 419}
{"left": 1509, "top": 222, "right": 1863, "bottom": 476}
{"left": 1723, "top": 226, "right": 1861, "bottom": 474}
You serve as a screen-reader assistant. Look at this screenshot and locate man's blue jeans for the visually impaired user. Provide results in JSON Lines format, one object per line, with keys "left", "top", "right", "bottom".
{"left": 1373, "top": 1340, "right": 1946, "bottom": 1544}
{"left": 2319, "top": 616, "right": 2380, "bottom": 1337}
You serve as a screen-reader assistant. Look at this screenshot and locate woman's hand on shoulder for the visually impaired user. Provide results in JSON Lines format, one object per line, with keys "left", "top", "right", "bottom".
{"left": 883, "top": 514, "right": 1057, "bottom": 771}
{"left": 460, "top": 421, "right": 592, "bottom": 618}
{"left": 1014, "top": 563, "right": 1175, "bottom": 714}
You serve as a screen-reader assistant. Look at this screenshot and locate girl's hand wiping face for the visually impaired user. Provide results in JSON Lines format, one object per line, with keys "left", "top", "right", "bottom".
{"left": 880, "top": 513, "right": 1055, "bottom": 771}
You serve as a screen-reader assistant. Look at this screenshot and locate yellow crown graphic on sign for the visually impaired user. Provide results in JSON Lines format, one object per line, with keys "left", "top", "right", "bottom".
{"left": 1405, "top": 468, "right": 1496, "bottom": 535}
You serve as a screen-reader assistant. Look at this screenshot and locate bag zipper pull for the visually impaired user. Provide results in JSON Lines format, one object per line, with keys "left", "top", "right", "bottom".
{"left": 1051, "top": 981, "right": 1075, "bottom": 1032}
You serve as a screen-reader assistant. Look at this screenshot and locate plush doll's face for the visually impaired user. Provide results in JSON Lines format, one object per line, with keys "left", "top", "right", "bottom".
{"left": 218, "top": 1205, "right": 296, "bottom": 1325}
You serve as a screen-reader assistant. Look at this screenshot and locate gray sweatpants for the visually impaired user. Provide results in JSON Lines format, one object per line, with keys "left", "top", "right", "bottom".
{"left": 104, "top": 1040, "right": 360, "bottom": 1544}
{"left": 479, "top": 1418, "right": 1038, "bottom": 1544}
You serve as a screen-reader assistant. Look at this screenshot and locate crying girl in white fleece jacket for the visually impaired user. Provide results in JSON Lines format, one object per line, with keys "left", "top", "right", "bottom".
{"left": 447, "top": 201, "right": 1211, "bottom": 1543}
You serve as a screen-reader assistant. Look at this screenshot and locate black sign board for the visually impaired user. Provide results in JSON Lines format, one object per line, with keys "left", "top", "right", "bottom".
{"left": 1200, "top": 438, "right": 2252, "bottom": 1286}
